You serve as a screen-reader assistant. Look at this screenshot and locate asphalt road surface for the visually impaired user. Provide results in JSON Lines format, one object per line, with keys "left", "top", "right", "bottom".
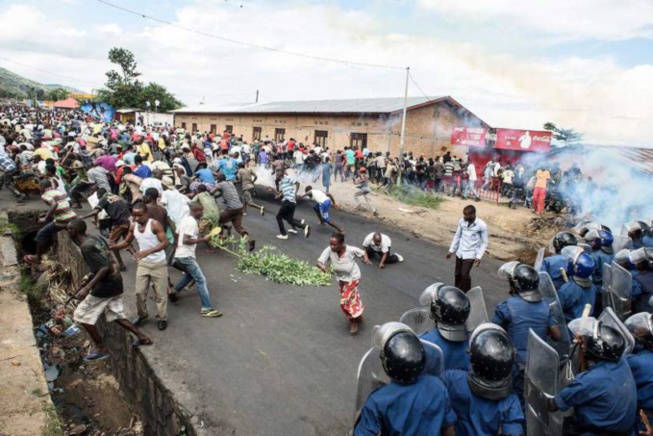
{"left": 7, "top": 186, "right": 510, "bottom": 435}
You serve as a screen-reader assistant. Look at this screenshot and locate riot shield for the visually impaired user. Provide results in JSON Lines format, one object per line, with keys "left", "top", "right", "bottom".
{"left": 603, "top": 261, "right": 632, "bottom": 321}
{"left": 398, "top": 307, "right": 431, "bottom": 336}
{"left": 525, "top": 330, "right": 564, "bottom": 436}
{"left": 465, "top": 286, "right": 489, "bottom": 333}
{"left": 612, "top": 235, "right": 632, "bottom": 253}
{"left": 538, "top": 272, "right": 572, "bottom": 359}
{"left": 534, "top": 248, "right": 545, "bottom": 271}
{"left": 598, "top": 307, "right": 635, "bottom": 354}
{"left": 352, "top": 347, "right": 388, "bottom": 428}
{"left": 420, "top": 339, "right": 444, "bottom": 376}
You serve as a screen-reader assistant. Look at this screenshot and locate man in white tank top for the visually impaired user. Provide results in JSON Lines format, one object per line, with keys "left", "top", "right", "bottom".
{"left": 111, "top": 202, "right": 171, "bottom": 330}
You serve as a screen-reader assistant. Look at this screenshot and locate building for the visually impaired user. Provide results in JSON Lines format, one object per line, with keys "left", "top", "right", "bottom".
{"left": 171, "top": 96, "right": 488, "bottom": 157}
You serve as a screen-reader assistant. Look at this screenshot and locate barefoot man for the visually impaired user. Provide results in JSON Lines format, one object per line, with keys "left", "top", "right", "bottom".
{"left": 298, "top": 185, "right": 344, "bottom": 234}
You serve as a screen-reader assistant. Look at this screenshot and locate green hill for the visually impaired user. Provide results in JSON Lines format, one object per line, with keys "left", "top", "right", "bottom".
{"left": 0, "top": 67, "right": 82, "bottom": 99}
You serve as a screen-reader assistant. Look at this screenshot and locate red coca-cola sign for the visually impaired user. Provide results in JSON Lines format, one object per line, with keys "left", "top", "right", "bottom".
{"left": 495, "top": 129, "right": 552, "bottom": 152}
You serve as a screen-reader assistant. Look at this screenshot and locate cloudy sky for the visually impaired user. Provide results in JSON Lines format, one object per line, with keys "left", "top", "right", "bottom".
{"left": 1, "top": 0, "right": 652, "bottom": 146}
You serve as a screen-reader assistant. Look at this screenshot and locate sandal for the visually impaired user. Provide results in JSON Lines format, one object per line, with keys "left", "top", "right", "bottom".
{"left": 131, "top": 338, "right": 153, "bottom": 348}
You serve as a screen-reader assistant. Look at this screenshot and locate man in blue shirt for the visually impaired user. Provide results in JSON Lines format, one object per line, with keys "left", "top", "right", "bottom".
{"left": 0, "top": 152, "right": 27, "bottom": 200}
{"left": 194, "top": 163, "right": 216, "bottom": 185}
{"left": 558, "top": 248, "right": 598, "bottom": 322}
{"left": 549, "top": 318, "right": 637, "bottom": 435}
{"left": 269, "top": 168, "right": 309, "bottom": 240}
{"left": 446, "top": 205, "right": 488, "bottom": 292}
{"left": 216, "top": 154, "right": 238, "bottom": 181}
{"left": 541, "top": 231, "right": 578, "bottom": 289}
{"left": 355, "top": 324, "right": 456, "bottom": 436}
{"left": 440, "top": 325, "right": 524, "bottom": 436}
{"left": 132, "top": 155, "right": 152, "bottom": 179}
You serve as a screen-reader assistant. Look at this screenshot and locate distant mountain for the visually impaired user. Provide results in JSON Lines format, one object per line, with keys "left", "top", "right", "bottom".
{"left": 0, "top": 67, "right": 83, "bottom": 99}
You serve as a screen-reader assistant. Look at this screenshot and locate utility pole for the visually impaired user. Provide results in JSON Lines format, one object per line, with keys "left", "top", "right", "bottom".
{"left": 397, "top": 66, "right": 409, "bottom": 185}
{"left": 255, "top": 89, "right": 259, "bottom": 103}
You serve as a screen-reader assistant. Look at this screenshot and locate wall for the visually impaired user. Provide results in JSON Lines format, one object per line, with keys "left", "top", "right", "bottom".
{"left": 173, "top": 101, "right": 479, "bottom": 158}
{"left": 56, "top": 233, "right": 202, "bottom": 436}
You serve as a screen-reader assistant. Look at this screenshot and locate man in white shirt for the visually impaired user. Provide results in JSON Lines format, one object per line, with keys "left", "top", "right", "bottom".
{"left": 362, "top": 232, "right": 404, "bottom": 269}
{"left": 298, "top": 185, "right": 344, "bottom": 234}
{"left": 445, "top": 205, "right": 488, "bottom": 292}
{"left": 462, "top": 162, "right": 480, "bottom": 201}
{"left": 170, "top": 202, "right": 222, "bottom": 317}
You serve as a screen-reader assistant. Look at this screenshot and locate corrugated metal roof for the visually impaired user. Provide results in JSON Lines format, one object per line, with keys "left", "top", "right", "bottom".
{"left": 171, "top": 96, "right": 446, "bottom": 114}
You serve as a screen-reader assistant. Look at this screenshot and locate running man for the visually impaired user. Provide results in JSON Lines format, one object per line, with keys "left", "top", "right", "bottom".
{"left": 353, "top": 167, "right": 376, "bottom": 213}
{"left": 268, "top": 167, "right": 310, "bottom": 240}
{"left": 298, "top": 185, "right": 344, "bottom": 234}
{"left": 236, "top": 162, "right": 265, "bottom": 216}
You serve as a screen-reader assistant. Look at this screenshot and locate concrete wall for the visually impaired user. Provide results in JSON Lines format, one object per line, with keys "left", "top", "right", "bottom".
{"left": 56, "top": 233, "right": 201, "bottom": 436}
{"left": 173, "top": 101, "right": 480, "bottom": 158}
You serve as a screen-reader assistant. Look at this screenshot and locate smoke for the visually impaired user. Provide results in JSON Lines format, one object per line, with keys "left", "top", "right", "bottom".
{"left": 515, "top": 146, "right": 653, "bottom": 229}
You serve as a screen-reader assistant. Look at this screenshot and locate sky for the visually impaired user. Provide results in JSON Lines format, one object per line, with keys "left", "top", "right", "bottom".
{"left": 1, "top": 0, "right": 652, "bottom": 147}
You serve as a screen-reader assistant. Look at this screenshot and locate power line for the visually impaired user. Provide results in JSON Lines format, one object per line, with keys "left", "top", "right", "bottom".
{"left": 408, "top": 71, "right": 437, "bottom": 104}
{"left": 95, "top": 0, "right": 405, "bottom": 71}
{"left": 0, "top": 55, "right": 101, "bottom": 88}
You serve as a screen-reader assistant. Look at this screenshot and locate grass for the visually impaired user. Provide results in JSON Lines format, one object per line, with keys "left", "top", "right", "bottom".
{"left": 387, "top": 185, "right": 446, "bottom": 210}
{"left": 0, "top": 223, "right": 20, "bottom": 238}
{"left": 19, "top": 273, "right": 45, "bottom": 303}
{"left": 42, "top": 402, "right": 64, "bottom": 436}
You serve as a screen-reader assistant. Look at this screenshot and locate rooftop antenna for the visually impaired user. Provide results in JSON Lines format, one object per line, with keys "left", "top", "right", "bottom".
{"left": 255, "top": 89, "right": 259, "bottom": 103}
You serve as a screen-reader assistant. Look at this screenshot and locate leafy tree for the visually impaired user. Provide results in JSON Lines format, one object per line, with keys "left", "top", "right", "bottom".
{"left": 543, "top": 122, "right": 583, "bottom": 146}
{"left": 47, "top": 87, "right": 69, "bottom": 101}
{"left": 97, "top": 47, "right": 182, "bottom": 111}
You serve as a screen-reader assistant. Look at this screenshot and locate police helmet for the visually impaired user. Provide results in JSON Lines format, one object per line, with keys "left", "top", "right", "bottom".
{"left": 625, "top": 312, "right": 653, "bottom": 350}
{"left": 419, "top": 283, "right": 470, "bottom": 342}
{"left": 498, "top": 261, "right": 541, "bottom": 302}
{"left": 614, "top": 249, "right": 632, "bottom": 269}
{"left": 467, "top": 323, "right": 516, "bottom": 400}
{"left": 625, "top": 220, "right": 650, "bottom": 238}
{"left": 561, "top": 246, "right": 596, "bottom": 280}
{"left": 374, "top": 323, "right": 425, "bottom": 384}
{"left": 568, "top": 317, "right": 626, "bottom": 362}
{"left": 585, "top": 229, "right": 615, "bottom": 254}
{"left": 552, "top": 231, "right": 578, "bottom": 253}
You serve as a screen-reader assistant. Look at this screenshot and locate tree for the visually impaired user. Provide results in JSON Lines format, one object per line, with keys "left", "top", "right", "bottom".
{"left": 97, "top": 47, "right": 182, "bottom": 111}
{"left": 47, "top": 87, "right": 69, "bottom": 101}
{"left": 543, "top": 122, "right": 583, "bottom": 146}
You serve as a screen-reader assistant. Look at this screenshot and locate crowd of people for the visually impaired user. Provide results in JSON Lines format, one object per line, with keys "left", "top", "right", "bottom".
{"left": 1, "top": 103, "right": 652, "bottom": 435}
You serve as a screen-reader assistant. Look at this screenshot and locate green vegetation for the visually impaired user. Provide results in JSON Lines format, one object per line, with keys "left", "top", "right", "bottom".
{"left": 0, "top": 223, "right": 21, "bottom": 238}
{"left": 19, "top": 274, "right": 45, "bottom": 303}
{"left": 0, "top": 66, "right": 79, "bottom": 99}
{"left": 388, "top": 185, "right": 445, "bottom": 210}
{"left": 42, "top": 402, "right": 64, "bottom": 436}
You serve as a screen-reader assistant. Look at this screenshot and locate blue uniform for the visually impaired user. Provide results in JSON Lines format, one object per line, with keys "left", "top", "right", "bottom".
{"left": 626, "top": 349, "right": 653, "bottom": 412}
{"left": 541, "top": 254, "right": 567, "bottom": 289}
{"left": 558, "top": 280, "right": 597, "bottom": 323}
{"left": 633, "top": 270, "right": 653, "bottom": 314}
{"left": 440, "top": 369, "right": 524, "bottom": 436}
{"left": 590, "top": 249, "right": 614, "bottom": 290}
{"left": 492, "top": 296, "right": 555, "bottom": 365}
{"left": 643, "top": 234, "right": 653, "bottom": 248}
{"left": 420, "top": 328, "right": 470, "bottom": 371}
{"left": 216, "top": 158, "right": 237, "bottom": 181}
{"left": 554, "top": 357, "right": 637, "bottom": 434}
{"left": 355, "top": 375, "right": 456, "bottom": 436}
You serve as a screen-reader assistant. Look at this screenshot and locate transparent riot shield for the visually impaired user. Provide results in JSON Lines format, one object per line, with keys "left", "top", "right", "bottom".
{"left": 534, "top": 248, "right": 545, "bottom": 271}
{"left": 525, "top": 330, "right": 564, "bottom": 436}
{"left": 603, "top": 261, "right": 633, "bottom": 321}
{"left": 538, "top": 272, "right": 572, "bottom": 359}
{"left": 612, "top": 235, "right": 632, "bottom": 253}
{"left": 465, "top": 286, "right": 489, "bottom": 333}
{"left": 420, "top": 339, "right": 444, "bottom": 376}
{"left": 598, "top": 307, "right": 635, "bottom": 354}
{"left": 352, "top": 347, "right": 389, "bottom": 429}
{"left": 398, "top": 307, "right": 431, "bottom": 336}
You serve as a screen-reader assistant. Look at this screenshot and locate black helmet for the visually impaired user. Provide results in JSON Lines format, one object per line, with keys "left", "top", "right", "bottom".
{"left": 379, "top": 330, "right": 425, "bottom": 384}
{"left": 625, "top": 312, "right": 653, "bottom": 351}
{"left": 467, "top": 324, "right": 516, "bottom": 401}
{"left": 419, "top": 283, "right": 470, "bottom": 342}
{"left": 552, "top": 231, "right": 578, "bottom": 253}
{"left": 569, "top": 317, "right": 626, "bottom": 362}
{"left": 498, "top": 262, "right": 541, "bottom": 302}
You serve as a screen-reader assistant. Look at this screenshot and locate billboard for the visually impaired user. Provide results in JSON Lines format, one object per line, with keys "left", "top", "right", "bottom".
{"left": 495, "top": 129, "right": 552, "bottom": 152}
{"left": 451, "top": 127, "right": 487, "bottom": 147}
{"left": 80, "top": 102, "right": 116, "bottom": 123}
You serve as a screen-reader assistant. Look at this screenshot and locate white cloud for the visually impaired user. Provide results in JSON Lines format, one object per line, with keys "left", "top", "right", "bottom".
{"left": 417, "top": 0, "right": 653, "bottom": 41}
{"left": 0, "top": 1, "right": 652, "bottom": 146}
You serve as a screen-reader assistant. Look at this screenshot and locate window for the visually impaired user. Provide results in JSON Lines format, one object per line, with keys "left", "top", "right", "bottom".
{"left": 210, "top": 124, "right": 217, "bottom": 134}
{"left": 181, "top": 122, "right": 187, "bottom": 130}
{"left": 191, "top": 123, "right": 198, "bottom": 133}
{"left": 350, "top": 132, "right": 367, "bottom": 149}
{"left": 275, "top": 128, "right": 285, "bottom": 142}
{"left": 225, "top": 125, "right": 233, "bottom": 133}
{"left": 314, "top": 130, "right": 328, "bottom": 147}
{"left": 253, "top": 127, "right": 262, "bottom": 141}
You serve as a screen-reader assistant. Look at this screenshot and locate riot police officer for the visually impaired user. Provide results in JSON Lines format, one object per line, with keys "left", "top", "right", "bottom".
{"left": 355, "top": 323, "right": 456, "bottom": 436}
{"left": 643, "top": 220, "right": 653, "bottom": 248}
{"left": 548, "top": 317, "right": 637, "bottom": 435}
{"left": 541, "top": 231, "right": 578, "bottom": 289}
{"left": 492, "top": 262, "right": 562, "bottom": 406}
{"left": 585, "top": 229, "right": 615, "bottom": 314}
{"left": 440, "top": 324, "right": 525, "bottom": 435}
{"left": 558, "top": 246, "right": 598, "bottom": 322}
{"left": 630, "top": 248, "right": 653, "bottom": 314}
{"left": 419, "top": 284, "right": 472, "bottom": 370}
{"left": 625, "top": 220, "right": 651, "bottom": 250}
{"left": 625, "top": 312, "right": 653, "bottom": 431}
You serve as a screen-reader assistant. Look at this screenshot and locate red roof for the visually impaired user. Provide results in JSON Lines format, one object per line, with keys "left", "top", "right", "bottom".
{"left": 53, "top": 97, "right": 79, "bottom": 109}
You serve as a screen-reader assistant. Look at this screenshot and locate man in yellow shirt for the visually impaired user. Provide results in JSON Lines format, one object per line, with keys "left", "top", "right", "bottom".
{"left": 532, "top": 166, "right": 550, "bottom": 214}
{"left": 33, "top": 141, "right": 55, "bottom": 161}
{"left": 138, "top": 139, "right": 153, "bottom": 163}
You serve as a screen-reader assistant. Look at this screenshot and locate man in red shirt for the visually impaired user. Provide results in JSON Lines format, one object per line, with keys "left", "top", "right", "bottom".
{"left": 191, "top": 144, "right": 207, "bottom": 163}
{"left": 286, "top": 138, "right": 296, "bottom": 160}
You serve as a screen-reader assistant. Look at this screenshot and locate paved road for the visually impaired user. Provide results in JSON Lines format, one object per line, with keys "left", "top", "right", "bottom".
{"left": 7, "top": 187, "right": 510, "bottom": 435}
